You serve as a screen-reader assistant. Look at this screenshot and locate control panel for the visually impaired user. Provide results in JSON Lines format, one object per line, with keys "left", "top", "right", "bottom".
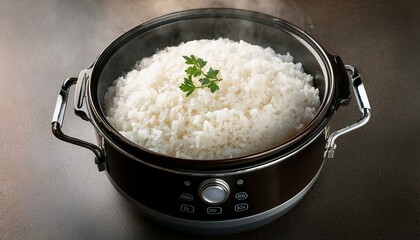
{"left": 106, "top": 130, "right": 325, "bottom": 222}
{"left": 177, "top": 177, "right": 252, "bottom": 219}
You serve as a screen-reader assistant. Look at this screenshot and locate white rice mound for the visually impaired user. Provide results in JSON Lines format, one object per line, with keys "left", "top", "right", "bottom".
{"left": 104, "top": 38, "right": 320, "bottom": 159}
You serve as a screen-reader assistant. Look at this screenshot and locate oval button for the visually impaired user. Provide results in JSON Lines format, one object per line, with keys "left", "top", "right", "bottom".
{"left": 199, "top": 179, "right": 230, "bottom": 205}
{"left": 235, "top": 192, "right": 248, "bottom": 201}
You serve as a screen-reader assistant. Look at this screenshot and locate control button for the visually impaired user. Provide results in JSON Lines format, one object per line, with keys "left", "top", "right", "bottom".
{"left": 180, "top": 204, "right": 194, "bottom": 213}
{"left": 207, "top": 207, "right": 223, "bottom": 215}
{"left": 184, "top": 181, "right": 191, "bottom": 187}
{"left": 235, "top": 192, "right": 248, "bottom": 201}
{"left": 202, "top": 186, "right": 226, "bottom": 204}
{"left": 234, "top": 203, "right": 249, "bottom": 212}
{"left": 199, "top": 179, "right": 230, "bottom": 205}
{"left": 237, "top": 179, "right": 244, "bottom": 185}
{"left": 180, "top": 193, "right": 193, "bottom": 201}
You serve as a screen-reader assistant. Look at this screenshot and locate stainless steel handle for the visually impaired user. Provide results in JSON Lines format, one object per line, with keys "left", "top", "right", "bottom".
{"left": 324, "top": 65, "right": 371, "bottom": 159}
{"left": 51, "top": 77, "right": 105, "bottom": 171}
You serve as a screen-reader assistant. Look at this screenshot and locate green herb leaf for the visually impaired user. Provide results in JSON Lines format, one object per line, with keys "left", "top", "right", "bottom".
{"left": 179, "top": 55, "right": 223, "bottom": 97}
{"left": 179, "top": 75, "right": 195, "bottom": 94}
{"left": 208, "top": 81, "right": 220, "bottom": 93}
{"left": 184, "top": 89, "right": 194, "bottom": 97}
{"left": 185, "top": 66, "right": 201, "bottom": 77}
{"left": 206, "top": 67, "right": 219, "bottom": 79}
{"left": 199, "top": 77, "right": 210, "bottom": 85}
{"left": 183, "top": 55, "right": 194, "bottom": 65}
{"left": 196, "top": 58, "right": 207, "bottom": 68}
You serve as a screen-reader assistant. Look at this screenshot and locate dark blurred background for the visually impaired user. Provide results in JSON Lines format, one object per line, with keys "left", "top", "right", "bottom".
{"left": 1, "top": 0, "right": 419, "bottom": 239}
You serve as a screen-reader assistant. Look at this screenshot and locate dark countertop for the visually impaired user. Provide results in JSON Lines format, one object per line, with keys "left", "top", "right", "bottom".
{"left": 1, "top": 0, "right": 419, "bottom": 239}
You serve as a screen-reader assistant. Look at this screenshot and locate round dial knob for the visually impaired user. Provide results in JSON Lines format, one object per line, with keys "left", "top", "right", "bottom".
{"left": 199, "top": 179, "right": 230, "bottom": 205}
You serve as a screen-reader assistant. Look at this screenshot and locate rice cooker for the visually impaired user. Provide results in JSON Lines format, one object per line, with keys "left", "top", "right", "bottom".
{"left": 51, "top": 8, "right": 371, "bottom": 235}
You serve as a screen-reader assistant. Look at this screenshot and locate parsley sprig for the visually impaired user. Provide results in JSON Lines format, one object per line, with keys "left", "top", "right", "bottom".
{"left": 179, "top": 55, "right": 223, "bottom": 97}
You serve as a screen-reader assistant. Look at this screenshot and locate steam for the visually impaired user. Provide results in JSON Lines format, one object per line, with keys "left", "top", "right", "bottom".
{"left": 90, "top": 0, "right": 316, "bottom": 81}
{"left": 98, "top": 0, "right": 314, "bottom": 32}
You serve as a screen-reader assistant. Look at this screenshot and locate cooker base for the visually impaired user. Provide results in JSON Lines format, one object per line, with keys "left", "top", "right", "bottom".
{"left": 106, "top": 162, "right": 323, "bottom": 235}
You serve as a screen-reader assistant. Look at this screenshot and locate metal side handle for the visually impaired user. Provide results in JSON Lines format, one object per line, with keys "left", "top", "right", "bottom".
{"left": 324, "top": 65, "right": 371, "bottom": 159}
{"left": 51, "top": 77, "right": 105, "bottom": 171}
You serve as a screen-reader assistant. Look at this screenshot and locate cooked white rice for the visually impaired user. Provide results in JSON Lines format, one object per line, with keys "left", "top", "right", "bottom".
{"left": 103, "top": 38, "right": 320, "bottom": 159}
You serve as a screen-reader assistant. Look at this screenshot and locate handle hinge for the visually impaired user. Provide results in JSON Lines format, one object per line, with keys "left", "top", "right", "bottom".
{"left": 51, "top": 77, "right": 106, "bottom": 171}
{"left": 324, "top": 65, "right": 371, "bottom": 159}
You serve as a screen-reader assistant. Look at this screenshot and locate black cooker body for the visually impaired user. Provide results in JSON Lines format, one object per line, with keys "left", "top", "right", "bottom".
{"left": 86, "top": 9, "right": 345, "bottom": 234}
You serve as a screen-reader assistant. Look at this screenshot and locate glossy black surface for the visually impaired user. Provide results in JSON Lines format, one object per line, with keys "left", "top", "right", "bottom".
{"left": 104, "top": 131, "right": 324, "bottom": 221}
